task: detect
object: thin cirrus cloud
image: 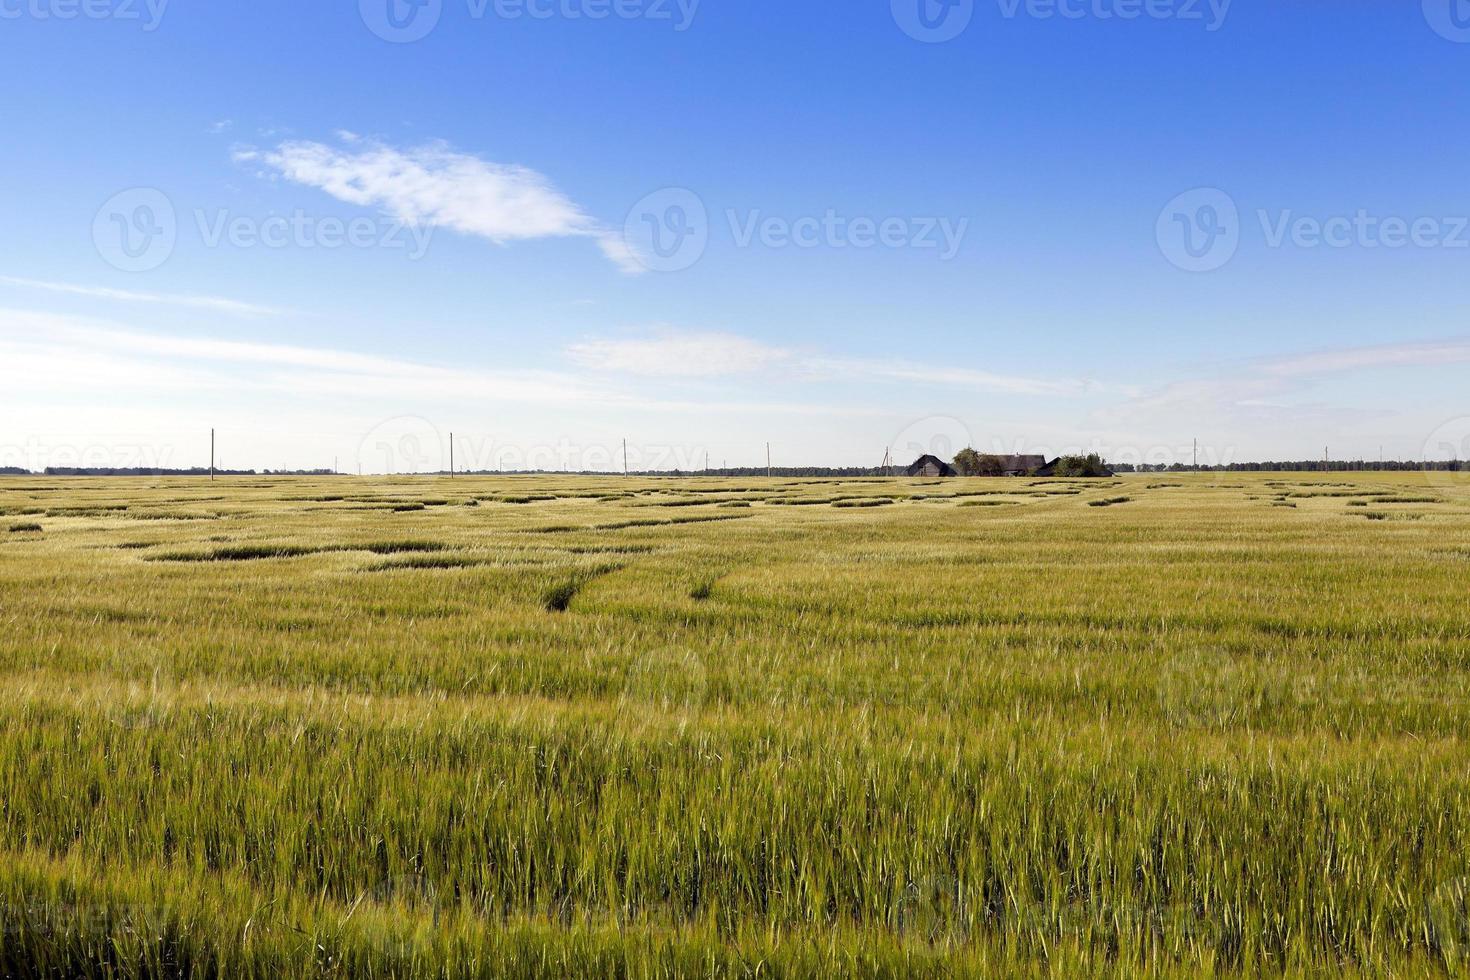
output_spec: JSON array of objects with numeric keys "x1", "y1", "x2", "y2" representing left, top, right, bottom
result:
[
  {"x1": 235, "y1": 138, "x2": 641, "y2": 274},
  {"x1": 567, "y1": 329, "x2": 1107, "y2": 396},
  {"x1": 1102, "y1": 336, "x2": 1470, "y2": 426},
  {"x1": 0, "y1": 309, "x2": 899, "y2": 422},
  {"x1": 0, "y1": 276, "x2": 289, "y2": 318},
  {"x1": 0, "y1": 308, "x2": 608, "y2": 406},
  {"x1": 567, "y1": 331, "x2": 793, "y2": 378}
]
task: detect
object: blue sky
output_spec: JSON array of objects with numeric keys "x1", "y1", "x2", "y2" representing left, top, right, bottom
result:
[{"x1": 3, "y1": 1, "x2": 1470, "y2": 472}]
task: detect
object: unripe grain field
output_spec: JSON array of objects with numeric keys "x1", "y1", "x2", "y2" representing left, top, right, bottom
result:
[{"x1": 1, "y1": 473, "x2": 1468, "y2": 978}]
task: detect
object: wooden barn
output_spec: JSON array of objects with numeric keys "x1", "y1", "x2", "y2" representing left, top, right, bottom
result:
[
  {"x1": 905, "y1": 454, "x2": 958, "y2": 477},
  {"x1": 994, "y1": 455, "x2": 1047, "y2": 477}
]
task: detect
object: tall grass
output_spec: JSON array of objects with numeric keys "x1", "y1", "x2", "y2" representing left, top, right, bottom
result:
[{"x1": 0, "y1": 472, "x2": 1468, "y2": 977}]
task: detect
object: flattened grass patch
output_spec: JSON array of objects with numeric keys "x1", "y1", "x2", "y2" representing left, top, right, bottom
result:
[
  {"x1": 148, "y1": 544, "x2": 320, "y2": 563},
  {"x1": 542, "y1": 563, "x2": 623, "y2": 612},
  {"x1": 1088, "y1": 497, "x2": 1132, "y2": 508}
]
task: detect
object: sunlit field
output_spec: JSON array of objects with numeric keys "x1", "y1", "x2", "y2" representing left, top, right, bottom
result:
[{"x1": 1, "y1": 472, "x2": 1468, "y2": 978}]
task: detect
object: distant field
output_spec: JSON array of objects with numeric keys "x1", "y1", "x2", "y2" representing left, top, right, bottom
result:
[{"x1": 1, "y1": 473, "x2": 1468, "y2": 978}]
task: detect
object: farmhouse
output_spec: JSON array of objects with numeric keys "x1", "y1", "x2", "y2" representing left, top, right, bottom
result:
[
  {"x1": 905, "y1": 453, "x2": 1050, "y2": 477},
  {"x1": 905, "y1": 455, "x2": 958, "y2": 477},
  {"x1": 994, "y1": 455, "x2": 1047, "y2": 477}
]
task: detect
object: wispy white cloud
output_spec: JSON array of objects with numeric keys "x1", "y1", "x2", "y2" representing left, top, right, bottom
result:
[
  {"x1": 0, "y1": 310, "x2": 909, "y2": 427},
  {"x1": 568, "y1": 330, "x2": 792, "y2": 378},
  {"x1": 1259, "y1": 338, "x2": 1470, "y2": 377},
  {"x1": 566, "y1": 329, "x2": 1106, "y2": 396},
  {"x1": 236, "y1": 137, "x2": 640, "y2": 273},
  {"x1": 1102, "y1": 336, "x2": 1470, "y2": 427},
  {"x1": 0, "y1": 308, "x2": 605, "y2": 405},
  {"x1": 0, "y1": 277, "x2": 290, "y2": 318}
]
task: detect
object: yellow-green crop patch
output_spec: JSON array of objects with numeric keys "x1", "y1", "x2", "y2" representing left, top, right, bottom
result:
[{"x1": 1, "y1": 472, "x2": 1469, "y2": 978}]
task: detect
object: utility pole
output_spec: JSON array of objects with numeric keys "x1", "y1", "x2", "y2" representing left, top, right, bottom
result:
[{"x1": 210, "y1": 429, "x2": 215, "y2": 482}]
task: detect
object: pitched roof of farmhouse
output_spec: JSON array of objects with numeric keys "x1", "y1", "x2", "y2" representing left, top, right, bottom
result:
[
  {"x1": 905, "y1": 454, "x2": 958, "y2": 477},
  {"x1": 995, "y1": 455, "x2": 1047, "y2": 473}
]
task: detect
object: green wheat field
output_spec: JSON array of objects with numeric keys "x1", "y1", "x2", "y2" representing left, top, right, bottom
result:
[{"x1": 1, "y1": 472, "x2": 1468, "y2": 978}]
